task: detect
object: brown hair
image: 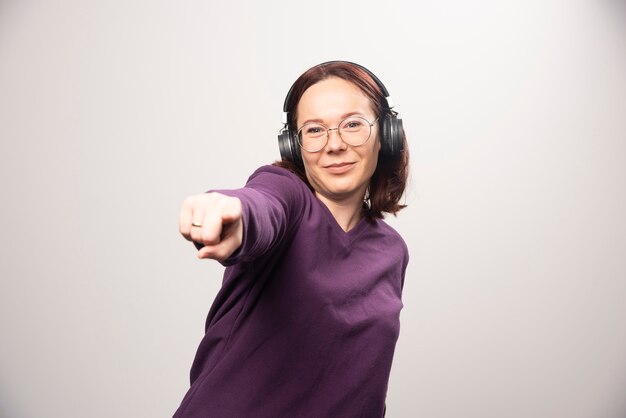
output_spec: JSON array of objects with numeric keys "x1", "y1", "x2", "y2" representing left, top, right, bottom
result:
[{"x1": 273, "y1": 61, "x2": 409, "y2": 221}]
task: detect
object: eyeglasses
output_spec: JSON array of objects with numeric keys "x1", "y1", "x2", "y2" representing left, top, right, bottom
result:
[{"x1": 297, "y1": 116, "x2": 378, "y2": 153}]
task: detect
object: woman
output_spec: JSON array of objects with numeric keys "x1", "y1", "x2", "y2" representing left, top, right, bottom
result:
[{"x1": 174, "y1": 61, "x2": 409, "y2": 418}]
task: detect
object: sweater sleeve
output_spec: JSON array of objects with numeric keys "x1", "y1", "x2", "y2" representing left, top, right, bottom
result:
[{"x1": 212, "y1": 165, "x2": 309, "y2": 266}]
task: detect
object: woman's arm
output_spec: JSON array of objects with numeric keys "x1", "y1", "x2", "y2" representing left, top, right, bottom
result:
[{"x1": 178, "y1": 166, "x2": 308, "y2": 264}]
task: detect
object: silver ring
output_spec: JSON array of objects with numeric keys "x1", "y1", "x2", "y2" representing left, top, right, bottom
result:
[{"x1": 191, "y1": 221, "x2": 202, "y2": 227}]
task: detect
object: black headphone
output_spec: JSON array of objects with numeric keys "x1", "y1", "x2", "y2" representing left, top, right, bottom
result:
[{"x1": 277, "y1": 61, "x2": 404, "y2": 165}]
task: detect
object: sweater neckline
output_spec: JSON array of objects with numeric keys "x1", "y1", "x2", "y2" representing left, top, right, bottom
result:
[{"x1": 315, "y1": 196, "x2": 371, "y2": 245}]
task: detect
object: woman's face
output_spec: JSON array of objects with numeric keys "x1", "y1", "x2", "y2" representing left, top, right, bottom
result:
[{"x1": 296, "y1": 77, "x2": 381, "y2": 205}]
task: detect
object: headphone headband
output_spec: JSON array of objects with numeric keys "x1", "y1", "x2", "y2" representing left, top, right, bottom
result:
[{"x1": 281, "y1": 61, "x2": 395, "y2": 125}]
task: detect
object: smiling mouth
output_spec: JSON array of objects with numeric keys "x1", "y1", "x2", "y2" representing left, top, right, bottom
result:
[
  {"x1": 324, "y1": 162, "x2": 356, "y2": 173},
  {"x1": 326, "y1": 162, "x2": 354, "y2": 168}
]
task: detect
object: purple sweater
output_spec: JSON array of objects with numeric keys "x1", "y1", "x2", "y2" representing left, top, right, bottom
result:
[{"x1": 174, "y1": 166, "x2": 408, "y2": 418}]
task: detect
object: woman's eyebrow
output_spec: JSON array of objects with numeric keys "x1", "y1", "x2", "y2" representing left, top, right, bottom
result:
[{"x1": 300, "y1": 111, "x2": 368, "y2": 126}]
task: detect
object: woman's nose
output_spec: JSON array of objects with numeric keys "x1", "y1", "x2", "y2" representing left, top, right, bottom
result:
[{"x1": 326, "y1": 128, "x2": 347, "y2": 152}]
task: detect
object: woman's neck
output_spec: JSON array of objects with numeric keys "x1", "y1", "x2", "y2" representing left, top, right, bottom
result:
[{"x1": 316, "y1": 192, "x2": 365, "y2": 232}]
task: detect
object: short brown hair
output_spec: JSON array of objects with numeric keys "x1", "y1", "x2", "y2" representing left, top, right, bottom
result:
[{"x1": 274, "y1": 61, "x2": 409, "y2": 221}]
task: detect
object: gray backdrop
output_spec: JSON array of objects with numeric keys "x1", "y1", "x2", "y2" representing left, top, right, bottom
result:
[{"x1": 1, "y1": 1, "x2": 625, "y2": 417}]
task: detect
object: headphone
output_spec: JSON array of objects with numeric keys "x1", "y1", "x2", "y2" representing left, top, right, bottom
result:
[{"x1": 277, "y1": 61, "x2": 404, "y2": 165}]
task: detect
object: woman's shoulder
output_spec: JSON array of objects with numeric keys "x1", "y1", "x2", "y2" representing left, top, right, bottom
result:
[
  {"x1": 245, "y1": 165, "x2": 309, "y2": 190},
  {"x1": 241, "y1": 165, "x2": 314, "y2": 210}
]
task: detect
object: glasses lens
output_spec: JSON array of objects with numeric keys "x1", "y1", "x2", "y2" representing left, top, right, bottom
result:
[
  {"x1": 339, "y1": 116, "x2": 371, "y2": 146},
  {"x1": 298, "y1": 123, "x2": 327, "y2": 152}
]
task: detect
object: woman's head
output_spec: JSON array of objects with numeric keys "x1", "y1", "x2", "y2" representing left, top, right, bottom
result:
[{"x1": 275, "y1": 61, "x2": 409, "y2": 220}]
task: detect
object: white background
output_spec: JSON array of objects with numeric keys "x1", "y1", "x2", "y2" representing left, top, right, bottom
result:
[{"x1": 1, "y1": 1, "x2": 625, "y2": 417}]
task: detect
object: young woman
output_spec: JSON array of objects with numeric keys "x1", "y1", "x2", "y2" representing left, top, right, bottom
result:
[{"x1": 175, "y1": 61, "x2": 409, "y2": 418}]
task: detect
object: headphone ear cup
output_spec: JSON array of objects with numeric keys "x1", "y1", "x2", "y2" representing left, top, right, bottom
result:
[
  {"x1": 389, "y1": 115, "x2": 404, "y2": 156},
  {"x1": 380, "y1": 114, "x2": 404, "y2": 157},
  {"x1": 278, "y1": 129, "x2": 294, "y2": 162},
  {"x1": 278, "y1": 128, "x2": 302, "y2": 164}
]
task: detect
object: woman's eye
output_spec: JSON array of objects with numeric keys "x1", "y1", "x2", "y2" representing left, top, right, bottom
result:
[
  {"x1": 302, "y1": 125, "x2": 326, "y2": 138},
  {"x1": 343, "y1": 120, "x2": 363, "y2": 129}
]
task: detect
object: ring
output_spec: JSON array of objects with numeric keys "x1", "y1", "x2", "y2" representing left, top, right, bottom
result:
[{"x1": 191, "y1": 221, "x2": 203, "y2": 227}]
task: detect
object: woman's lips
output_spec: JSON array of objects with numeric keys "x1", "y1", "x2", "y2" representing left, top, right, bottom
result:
[{"x1": 324, "y1": 162, "x2": 355, "y2": 174}]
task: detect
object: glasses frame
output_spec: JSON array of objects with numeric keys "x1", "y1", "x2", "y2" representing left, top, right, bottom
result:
[{"x1": 296, "y1": 116, "x2": 379, "y2": 153}]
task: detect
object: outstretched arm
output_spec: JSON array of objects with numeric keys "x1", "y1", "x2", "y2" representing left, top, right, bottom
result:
[{"x1": 179, "y1": 166, "x2": 308, "y2": 265}]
